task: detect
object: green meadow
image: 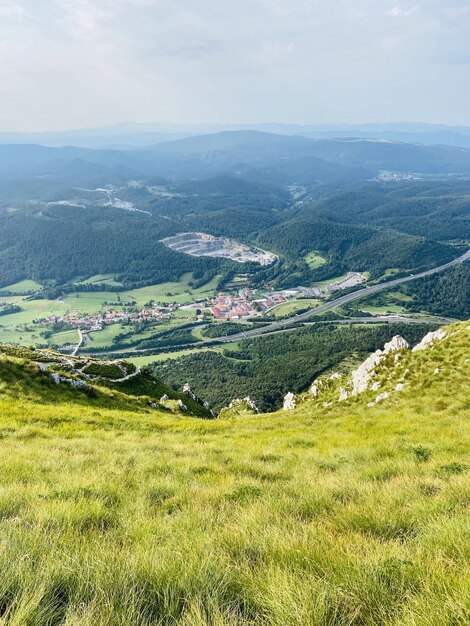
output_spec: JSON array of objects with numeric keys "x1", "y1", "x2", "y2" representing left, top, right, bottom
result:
[{"x1": 0, "y1": 323, "x2": 468, "y2": 624}]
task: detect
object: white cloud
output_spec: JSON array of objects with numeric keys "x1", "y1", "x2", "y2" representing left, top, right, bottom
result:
[
  {"x1": 0, "y1": 3, "x2": 29, "y2": 18},
  {"x1": 0, "y1": 0, "x2": 467, "y2": 130},
  {"x1": 386, "y1": 6, "x2": 419, "y2": 17}
]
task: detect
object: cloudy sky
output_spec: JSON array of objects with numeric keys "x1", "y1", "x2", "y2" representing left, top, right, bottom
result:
[{"x1": 0, "y1": 0, "x2": 469, "y2": 131}]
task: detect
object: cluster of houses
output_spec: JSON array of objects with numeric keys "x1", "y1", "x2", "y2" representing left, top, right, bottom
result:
[
  {"x1": 210, "y1": 291, "x2": 258, "y2": 320},
  {"x1": 209, "y1": 287, "x2": 323, "y2": 320},
  {"x1": 44, "y1": 305, "x2": 174, "y2": 332}
]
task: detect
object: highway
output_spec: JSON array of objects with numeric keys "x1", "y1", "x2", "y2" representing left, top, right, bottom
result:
[
  {"x1": 208, "y1": 249, "x2": 470, "y2": 344},
  {"x1": 83, "y1": 249, "x2": 469, "y2": 359}
]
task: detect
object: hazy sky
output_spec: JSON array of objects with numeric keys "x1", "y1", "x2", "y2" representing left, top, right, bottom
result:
[{"x1": 0, "y1": 0, "x2": 469, "y2": 131}]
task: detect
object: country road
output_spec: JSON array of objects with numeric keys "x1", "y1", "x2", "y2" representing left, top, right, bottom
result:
[
  {"x1": 210, "y1": 248, "x2": 470, "y2": 344},
  {"x1": 83, "y1": 248, "x2": 469, "y2": 359}
]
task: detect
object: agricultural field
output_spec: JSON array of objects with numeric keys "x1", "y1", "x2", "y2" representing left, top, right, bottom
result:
[
  {"x1": 0, "y1": 279, "x2": 43, "y2": 294},
  {"x1": 124, "y1": 273, "x2": 221, "y2": 307}
]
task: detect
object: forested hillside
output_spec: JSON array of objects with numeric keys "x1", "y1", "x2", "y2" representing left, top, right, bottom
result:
[{"x1": 153, "y1": 322, "x2": 438, "y2": 412}]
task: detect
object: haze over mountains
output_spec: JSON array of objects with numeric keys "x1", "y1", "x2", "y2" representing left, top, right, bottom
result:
[
  {"x1": 3, "y1": 121, "x2": 470, "y2": 150},
  {"x1": 3, "y1": 129, "x2": 470, "y2": 187}
]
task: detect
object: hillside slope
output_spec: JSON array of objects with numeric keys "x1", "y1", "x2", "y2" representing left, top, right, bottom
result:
[{"x1": 0, "y1": 324, "x2": 468, "y2": 624}]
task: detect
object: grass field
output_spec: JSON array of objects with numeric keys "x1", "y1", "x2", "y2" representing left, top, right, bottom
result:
[
  {"x1": 75, "y1": 274, "x2": 123, "y2": 287},
  {"x1": 49, "y1": 329, "x2": 79, "y2": 346},
  {"x1": 304, "y1": 251, "x2": 327, "y2": 270},
  {"x1": 125, "y1": 274, "x2": 221, "y2": 308},
  {"x1": 0, "y1": 322, "x2": 468, "y2": 624},
  {"x1": 129, "y1": 346, "x2": 220, "y2": 366},
  {"x1": 0, "y1": 279, "x2": 43, "y2": 294},
  {"x1": 270, "y1": 299, "x2": 321, "y2": 318}
]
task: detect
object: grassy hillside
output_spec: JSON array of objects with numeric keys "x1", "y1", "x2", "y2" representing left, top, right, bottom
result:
[{"x1": 0, "y1": 323, "x2": 468, "y2": 624}]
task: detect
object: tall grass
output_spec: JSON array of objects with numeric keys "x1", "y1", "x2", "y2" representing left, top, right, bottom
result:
[{"x1": 0, "y1": 324, "x2": 468, "y2": 624}]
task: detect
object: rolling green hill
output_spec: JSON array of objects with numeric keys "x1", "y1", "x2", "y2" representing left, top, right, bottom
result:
[{"x1": 0, "y1": 322, "x2": 468, "y2": 624}]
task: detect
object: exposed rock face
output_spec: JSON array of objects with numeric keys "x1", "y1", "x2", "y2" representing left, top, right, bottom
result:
[
  {"x1": 310, "y1": 384, "x2": 319, "y2": 398},
  {"x1": 384, "y1": 336, "x2": 410, "y2": 353},
  {"x1": 50, "y1": 372, "x2": 86, "y2": 388},
  {"x1": 376, "y1": 391, "x2": 391, "y2": 403},
  {"x1": 183, "y1": 383, "x2": 197, "y2": 401},
  {"x1": 283, "y1": 392, "x2": 297, "y2": 410},
  {"x1": 228, "y1": 397, "x2": 259, "y2": 412},
  {"x1": 367, "y1": 391, "x2": 391, "y2": 407},
  {"x1": 395, "y1": 383, "x2": 405, "y2": 392},
  {"x1": 160, "y1": 394, "x2": 169, "y2": 403},
  {"x1": 329, "y1": 372, "x2": 341, "y2": 381},
  {"x1": 219, "y1": 396, "x2": 259, "y2": 419},
  {"x1": 338, "y1": 388, "x2": 349, "y2": 402},
  {"x1": 412, "y1": 329, "x2": 446, "y2": 352},
  {"x1": 177, "y1": 399, "x2": 187, "y2": 412},
  {"x1": 351, "y1": 335, "x2": 409, "y2": 396}
]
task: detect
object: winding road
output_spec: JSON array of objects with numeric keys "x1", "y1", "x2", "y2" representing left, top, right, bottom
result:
[
  {"x1": 84, "y1": 248, "x2": 469, "y2": 359},
  {"x1": 208, "y1": 248, "x2": 470, "y2": 344}
]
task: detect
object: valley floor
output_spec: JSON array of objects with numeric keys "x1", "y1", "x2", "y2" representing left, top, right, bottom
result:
[{"x1": 0, "y1": 326, "x2": 469, "y2": 625}]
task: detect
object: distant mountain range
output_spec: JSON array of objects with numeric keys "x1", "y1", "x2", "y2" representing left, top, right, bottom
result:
[
  {"x1": 2, "y1": 130, "x2": 470, "y2": 186},
  {"x1": 3, "y1": 121, "x2": 470, "y2": 150}
]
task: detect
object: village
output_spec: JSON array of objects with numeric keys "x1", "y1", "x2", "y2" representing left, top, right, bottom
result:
[
  {"x1": 43, "y1": 303, "x2": 175, "y2": 332},
  {"x1": 37, "y1": 273, "x2": 364, "y2": 341},
  {"x1": 208, "y1": 286, "x2": 323, "y2": 319}
]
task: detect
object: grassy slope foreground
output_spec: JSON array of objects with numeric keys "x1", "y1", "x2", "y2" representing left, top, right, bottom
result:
[{"x1": 0, "y1": 324, "x2": 469, "y2": 624}]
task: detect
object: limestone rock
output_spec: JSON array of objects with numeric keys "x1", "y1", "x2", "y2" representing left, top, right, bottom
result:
[
  {"x1": 375, "y1": 391, "x2": 391, "y2": 404},
  {"x1": 395, "y1": 383, "x2": 405, "y2": 392},
  {"x1": 177, "y1": 399, "x2": 187, "y2": 412},
  {"x1": 371, "y1": 382, "x2": 381, "y2": 392},
  {"x1": 183, "y1": 383, "x2": 197, "y2": 401},
  {"x1": 160, "y1": 394, "x2": 169, "y2": 403},
  {"x1": 338, "y1": 388, "x2": 349, "y2": 402},
  {"x1": 283, "y1": 392, "x2": 297, "y2": 410},
  {"x1": 50, "y1": 373, "x2": 61, "y2": 384},
  {"x1": 350, "y1": 335, "x2": 409, "y2": 396},
  {"x1": 412, "y1": 329, "x2": 446, "y2": 352},
  {"x1": 384, "y1": 336, "x2": 409, "y2": 353},
  {"x1": 228, "y1": 397, "x2": 258, "y2": 412}
]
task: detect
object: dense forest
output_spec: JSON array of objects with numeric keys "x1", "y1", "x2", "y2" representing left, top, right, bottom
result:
[
  {"x1": 404, "y1": 265, "x2": 470, "y2": 318},
  {"x1": 153, "y1": 322, "x2": 437, "y2": 412},
  {"x1": 0, "y1": 147, "x2": 468, "y2": 304}
]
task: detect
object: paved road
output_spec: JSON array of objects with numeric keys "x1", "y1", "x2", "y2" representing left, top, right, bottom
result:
[
  {"x1": 71, "y1": 329, "x2": 83, "y2": 356},
  {"x1": 209, "y1": 249, "x2": 470, "y2": 344},
  {"x1": 83, "y1": 249, "x2": 469, "y2": 359}
]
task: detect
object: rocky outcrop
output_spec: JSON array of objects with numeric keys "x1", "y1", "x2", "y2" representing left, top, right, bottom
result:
[
  {"x1": 50, "y1": 372, "x2": 86, "y2": 388},
  {"x1": 219, "y1": 396, "x2": 259, "y2": 419},
  {"x1": 350, "y1": 335, "x2": 409, "y2": 396},
  {"x1": 412, "y1": 329, "x2": 446, "y2": 352},
  {"x1": 283, "y1": 392, "x2": 297, "y2": 411},
  {"x1": 177, "y1": 399, "x2": 187, "y2": 412},
  {"x1": 183, "y1": 383, "x2": 197, "y2": 401}
]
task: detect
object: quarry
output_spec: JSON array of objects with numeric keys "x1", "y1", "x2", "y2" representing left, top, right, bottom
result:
[{"x1": 161, "y1": 232, "x2": 277, "y2": 265}]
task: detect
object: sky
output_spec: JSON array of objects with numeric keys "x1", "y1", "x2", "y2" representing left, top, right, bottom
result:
[{"x1": 0, "y1": 0, "x2": 469, "y2": 131}]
